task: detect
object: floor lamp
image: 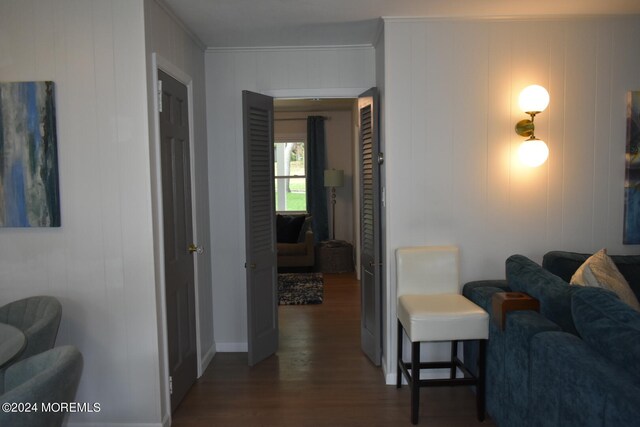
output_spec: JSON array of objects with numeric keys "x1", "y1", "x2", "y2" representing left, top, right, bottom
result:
[{"x1": 324, "y1": 169, "x2": 344, "y2": 241}]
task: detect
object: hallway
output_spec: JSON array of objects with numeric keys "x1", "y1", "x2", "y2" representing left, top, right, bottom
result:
[{"x1": 172, "y1": 273, "x2": 494, "y2": 426}]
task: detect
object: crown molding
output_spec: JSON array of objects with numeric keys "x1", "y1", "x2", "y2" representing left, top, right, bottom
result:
[
  {"x1": 381, "y1": 13, "x2": 640, "y2": 24},
  {"x1": 205, "y1": 44, "x2": 374, "y2": 54}
]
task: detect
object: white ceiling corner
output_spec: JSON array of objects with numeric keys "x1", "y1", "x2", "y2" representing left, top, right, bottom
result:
[{"x1": 161, "y1": 0, "x2": 640, "y2": 49}]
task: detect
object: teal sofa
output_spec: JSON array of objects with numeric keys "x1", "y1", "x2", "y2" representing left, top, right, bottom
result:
[{"x1": 463, "y1": 251, "x2": 640, "y2": 427}]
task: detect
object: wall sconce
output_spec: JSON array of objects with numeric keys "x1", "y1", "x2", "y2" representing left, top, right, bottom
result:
[{"x1": 515, "y1": 85, "x2": 550, "y2": 167}]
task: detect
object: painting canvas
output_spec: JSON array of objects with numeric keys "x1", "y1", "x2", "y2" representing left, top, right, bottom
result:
[
  {"x1": 0, "y1": 81, "x2": 60, "y2": 227},
  {"x1": 624, "y1": 91, "x2": 640, "y2": 243}
]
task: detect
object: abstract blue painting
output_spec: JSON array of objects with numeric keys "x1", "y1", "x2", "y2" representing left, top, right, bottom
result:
[
  {"x1": 624, "y1": 91, "x2": 640, "y2": 243},
  {"x1": 0, "y1": 81, "x2": 60, "y2": 227}
]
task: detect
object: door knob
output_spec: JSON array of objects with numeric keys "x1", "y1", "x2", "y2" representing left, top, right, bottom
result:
[{"x1": 188, "y1": 244, "x2": 203, "y2": 254}]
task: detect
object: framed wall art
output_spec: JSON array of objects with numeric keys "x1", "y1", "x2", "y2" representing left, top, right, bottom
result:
[
  {"x1": 624, "y1": 91, "x2": 640, "y2": 243},
  {"x1": 0, "y1": 81, "x2": 60, "y2": 227}
]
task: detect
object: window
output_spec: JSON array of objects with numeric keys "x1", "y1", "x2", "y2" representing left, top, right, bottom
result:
[{"x1": 274, "y1": 141, "x2": 306, "y2": 212}]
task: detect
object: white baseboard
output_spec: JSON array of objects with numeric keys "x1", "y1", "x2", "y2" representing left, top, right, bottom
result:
[
  {"x1": 215, "y1": 342, "x2": 248, "y2": 352},
  {"x1": 385, "y1": 372, "x2": 397, "y2": 385}
]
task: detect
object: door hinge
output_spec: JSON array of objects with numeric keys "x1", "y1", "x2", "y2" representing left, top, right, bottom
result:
[
  {"x1": 169, "y1": 375, "x2": 173, "y2": 395},
  {"x1": 157, "y1": 79, "x2": 163, "y2": 113}
]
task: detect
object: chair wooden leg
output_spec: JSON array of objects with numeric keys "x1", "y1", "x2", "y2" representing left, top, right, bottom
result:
[
  {"x1": 411, "y1": 341, "x2": 420, "y2": 425},
  {"x1": 476, "y1": 339, "x2": 486, "y2": 422},
  {"x1": 397, "y1": 320, "x2": 403, "y2": 388},
  {"x1": 450, "y1": 340, "x2": 458, "y2": 379}
]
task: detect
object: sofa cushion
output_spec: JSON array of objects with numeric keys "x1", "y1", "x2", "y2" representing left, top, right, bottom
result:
[
  {"x1": 572, "y1": 286, "x2": 640, "y2": 383},
  {"x1": 297, "y1": 215, "x2": 312, "y2": 243},
  {"x1": 506, "y1": 255, "x2": 580, "y2": 334},
  {"x1": 277, "y1": 242, "x2": 307, "y2": 256},
  {"x1": 570, "y1": 249, "x2": 640, "y2": 311},
  {"x1": 543, "y1": 250, "x2": 640, "y2": 301},
  {"x1": 542, "y1": 251, "x2": 589, "y2": 282},
  {"x1": 609, "y1": 255, "x2": 640, "y2": 301},
  {"x1": 276, "y1": 214, "x2": 306, "y2": 243}
]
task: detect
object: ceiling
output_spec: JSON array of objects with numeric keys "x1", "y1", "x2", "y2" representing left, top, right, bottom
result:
[{"x1": 161, "y1": 0, "x2": 640, "y2": 48}]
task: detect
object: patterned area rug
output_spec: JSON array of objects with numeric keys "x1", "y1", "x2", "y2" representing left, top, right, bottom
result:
[{"x1": 278, "y1": 273, "x2": 323, "y2": 305}]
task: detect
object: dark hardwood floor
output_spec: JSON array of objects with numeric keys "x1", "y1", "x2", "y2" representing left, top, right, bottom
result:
[{"x1": 172, "y1": 273, "x2": 496, "y2": 426}]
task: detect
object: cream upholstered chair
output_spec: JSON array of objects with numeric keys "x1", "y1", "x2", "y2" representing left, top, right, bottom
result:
[{"x1": 396, "y1": 246, "x2": 488, "y2": 425}]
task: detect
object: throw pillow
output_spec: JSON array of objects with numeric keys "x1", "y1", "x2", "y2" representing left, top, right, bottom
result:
[
  {"x1": 570, "y1": 248, "x2": 640, "y2": 311},
  {"x1": 276, "y1": 214, "x2": 306, "y2": 243},
  {"x1": 297, "y1": 215, "x2": 313, "y2": 243}
]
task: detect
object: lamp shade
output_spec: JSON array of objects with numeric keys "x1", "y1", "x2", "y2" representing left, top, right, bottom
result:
[
  {"x1": 518, "y1": 137, "x2": 549, "y2": 167},
  {"x1": 518, "y1": 85, "x2": 550, "y2": 113},
  {"x1": 324, "y1": 169, "x2": 344, "y2": 187}
]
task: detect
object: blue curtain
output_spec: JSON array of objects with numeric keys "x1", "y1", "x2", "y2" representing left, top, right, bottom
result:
[{"x1": 307, "y1": 116, "x2": 329, "y2": 242}]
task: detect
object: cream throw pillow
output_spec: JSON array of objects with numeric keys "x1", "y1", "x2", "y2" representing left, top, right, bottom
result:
[{"x1": 570, "y1": 249, "x2": 640, "y2": 311}]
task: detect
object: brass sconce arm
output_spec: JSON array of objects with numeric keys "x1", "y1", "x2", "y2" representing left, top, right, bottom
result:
[{"x1": 515, "y1": 112, "x2": 539, "y2": 138}]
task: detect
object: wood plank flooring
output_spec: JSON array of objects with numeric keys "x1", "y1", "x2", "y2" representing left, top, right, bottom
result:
[{"x1": 171, "y1": 273, "x2": 496, "y2": 426}]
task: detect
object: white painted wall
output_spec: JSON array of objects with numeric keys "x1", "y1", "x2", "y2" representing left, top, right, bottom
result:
[
  {"x1": 0, "y1": 0, "x2": 163, "y2": 425},
  {"x1": 382, "y1": 16, "x2": 640, "y2": 379},
  {"x1": 205, "y1": 46, "x2": 375, "y2": 350},
  {"x1": 144, "y1": 0, "x2": 213, "y2": 423},
  {"x1": 275, "y1": 110, "x2": 355, "y2": 244}
]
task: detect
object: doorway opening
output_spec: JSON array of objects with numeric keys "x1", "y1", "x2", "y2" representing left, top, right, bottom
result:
[
  {"x1": 273, "y1": 98, "x2": 360, "y2": 276},
  {"x1": 273, "y1": 98, "x2": 364, "y2": 362},
  {"x1": 243, "y1": 89, "x2": 382, "y2": 367}
]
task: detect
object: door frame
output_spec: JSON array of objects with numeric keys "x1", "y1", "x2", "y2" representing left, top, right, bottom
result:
[
  {"x1": 150, "y1": 53, "x2": 203, "y2": 420},
  {"x1": 251, "y1": 86, "x2": 374, "y2": 340}
]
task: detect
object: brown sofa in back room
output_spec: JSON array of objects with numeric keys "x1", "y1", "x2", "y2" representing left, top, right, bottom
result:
[{"x1": 276, "y1": 214, "x2": 314, "y2": 268}]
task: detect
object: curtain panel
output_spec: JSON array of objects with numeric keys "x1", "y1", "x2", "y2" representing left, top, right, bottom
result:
[{"x1": 306, "y1": 116, "x2": 329, "y2": 242}]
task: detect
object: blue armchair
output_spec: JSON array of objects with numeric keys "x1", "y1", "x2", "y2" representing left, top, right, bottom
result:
[
  {"x1": 0, "y1": 296, "x2": 62, "y2": 361},
  {"x1": 0, "y1": 345, "x2": 83, "y2": 427}
]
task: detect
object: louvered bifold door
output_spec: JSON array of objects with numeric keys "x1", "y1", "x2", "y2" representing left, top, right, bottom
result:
[
  {"x1": 243, "y1": 90, "x2": 278, "y2": 366},
  {"x1": 359, "y1": 88, "x2": 382, "y2": 366}
]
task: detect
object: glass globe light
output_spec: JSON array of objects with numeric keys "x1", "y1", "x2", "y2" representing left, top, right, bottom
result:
[
  {"x1": 518, "y1": 85, "x2": 550, "y2": 114},
  {"x1": 518, "y1": 137, "x2": 549, "y2": 167}
]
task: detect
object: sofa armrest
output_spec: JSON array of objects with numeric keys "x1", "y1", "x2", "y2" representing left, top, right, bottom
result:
[
  {"x1": 530, "y1": 331, "x2": 640, "y2": 427},
  {"x1": 503, "y1": 311, "x2": 562, "y2": 414},
  {"x1": 463, "y1": 280, "x2": 510, "y2": 312},
  {"x1": 473, "y1": 309, "x2": 561, "y2": 427},
  {"x1": 303, "y1": 230, "x2": 314, "y2": 258}
]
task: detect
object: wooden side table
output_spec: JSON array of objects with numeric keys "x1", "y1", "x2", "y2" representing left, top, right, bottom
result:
[
  {"x1": 316, "y1": 240, "x2": 354, "y2": 273},
  {"x1": 491, "y1": 292, "x2": 540, "y2": 330}
]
